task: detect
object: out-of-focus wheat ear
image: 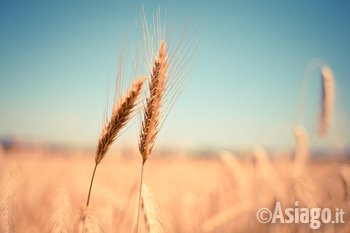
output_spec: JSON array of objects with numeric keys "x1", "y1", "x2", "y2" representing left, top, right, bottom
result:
[
  {"x1": 0, "y1": 144, "x2": 3, "y2": 158},
  {"x1": 139, "y1": 40, "x2": 168, "y2": 164},
  {"x1": 46, "y1": 188, "x2": 72, "y2": 233},
  {"x1": 340, "y1": 166, "x2": 350, "y2": 203},
  {"x1": 293, "y1": 125, "x2": 309, "y2": 178},
  {"x1": 0, "y1": 164, "x2": 19, "y2": 233},
  {"x1": 75, "y1": 206, "x2": 101, "y2": 233},
  {"x1": 253, "y1": 146, "x2": 273, "y2": 180},
  {"x1": 201, "y1": 201, "x2": 253, "y2": 232},
  {"x1": 319, "y1": 66, "x2": 335, "y2": 136},
  {"x1": 96, "y1": 76, "x2": 146, "y2": 165},
  {"x1": 220, "y1": 151, "x2": 251, "y2": 199},
  {"x1": 137, "y1": 184, "x2": 164, "y2": 233},
  {"x1": 253, "y1": 146, "x2": 286, "y2": 201}
]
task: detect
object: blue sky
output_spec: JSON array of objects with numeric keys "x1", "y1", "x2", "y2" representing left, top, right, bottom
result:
[{"x1": 1, "y1": 0, "x2": 349, "y2": 151}]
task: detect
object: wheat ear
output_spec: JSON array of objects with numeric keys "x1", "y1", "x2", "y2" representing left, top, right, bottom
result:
[
  {"x1": 86, "y1": 77, "x2": 145, "y2": 207},
  {"x1": 75, "y1": 206, "x2": 101, "y2": 233},
  {"x1": 139, "y1": 40, "x2": 168, "y2": 164},
  {"x1": 296, "y1": 60, "x2": 335, "y2": 136},
  {"x1": 319, "y1": 66, "x2": 334, "y2": 136},
  {"x1": 220, "y1": 151, "x2": 251, "y2": 200},
  {"x1": 0, "y1": 165, "x2": 19, "y2": 233},
  {"x1": 201, "y1": 201, "x2": 253, "y2": 232},
  {"x1": 293, "y1": 125, "x2": 309, "y2": 177},
  {"x1": 253, "y1": 146, "x2": 273, "y2": 181},
  {"x1": 138, "y1": 184, "x2": 164, "y2": 233},
  {"x1": 96, "y1": 77, "x2": 146, "y2": 164},
  {"x1": 46, "y1": 188, "x2": 72, "y2": 233}
]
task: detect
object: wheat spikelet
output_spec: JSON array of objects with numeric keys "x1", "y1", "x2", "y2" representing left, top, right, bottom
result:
[
  {"x1": 96, "y1": 76, "x2": 146, "y2": 164},
  {"x1": 139, "y1": 184, "x2": 164, "y2": 233},
  {"x1": 293, "y1": 124, "x2": 309, "y2": 177},
  {"x1": 319, "y1": 66, "x2": 334, "y2": 136},
  {"x1": 75, "y1": 206, "x2": 101, "y2": 233},
  {"x1": 0, "y1": 164, "x2": 19, "y2": 233},
  {"x1": 46, "y1": 188, "x2": 72, "y2": 233}
]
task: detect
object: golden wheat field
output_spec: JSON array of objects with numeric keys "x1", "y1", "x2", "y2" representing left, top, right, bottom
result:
[
  {"x1": 1, "y1": 2, "x2": 350, "y2": 233},
  {"x1": 1, "y1": 149, "x2": 350, "y2": 233}
]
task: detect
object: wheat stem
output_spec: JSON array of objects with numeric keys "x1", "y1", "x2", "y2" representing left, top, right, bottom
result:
[
  {"x1": 86, "y1": 163, "x2": 98, "y2": 207},
  {"x1": 135, "y1": 162, "x2": 145, "y2": 233}
]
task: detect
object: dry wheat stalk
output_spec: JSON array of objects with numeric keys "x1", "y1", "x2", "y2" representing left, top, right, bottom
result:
[
  {"x1": 319, "y1": 66, "x2": 334, "y2": 136},
  {"x1": 293, "y1": 124, "x2": 309, "y2": 177},
  {"x1": 46, "y1": 188, "x2": 72, "y2": 233},
  {"x1": 0, "y1": 165, "x2": 19, "y2": 233}
]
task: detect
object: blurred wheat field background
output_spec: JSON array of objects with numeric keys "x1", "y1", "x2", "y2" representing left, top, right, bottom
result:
[
  {"x1": 1, "y1": 1, "x2": 350, "y2": 233},
  {"x1": 1, "y1": 150, "x2": 350, "y2": 232}
]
